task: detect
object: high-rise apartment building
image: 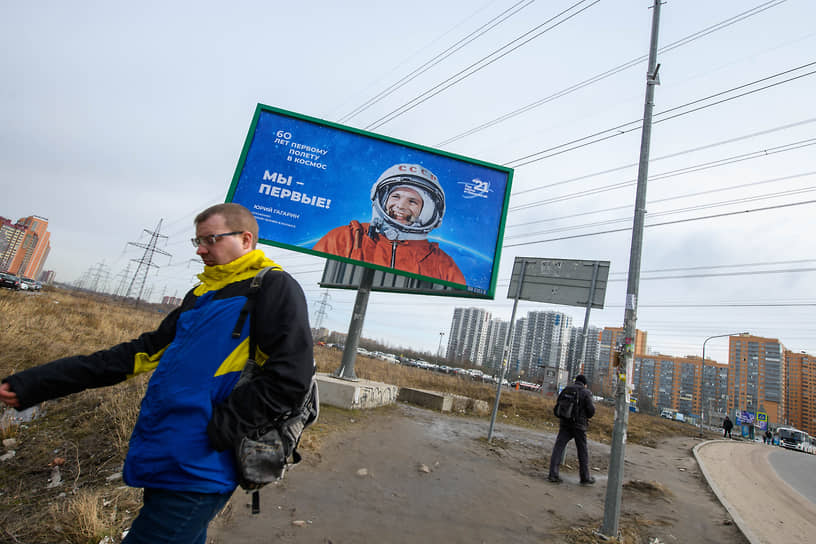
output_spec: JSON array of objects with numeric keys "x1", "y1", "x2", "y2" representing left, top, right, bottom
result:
[
  {"x1": 784, "y1": 350, "x2": 816, "y2": 435},
  {"x1": 482, "y1": 318, "x2": 510, "y2": 374},
  {"x1": 567, "y1": 326, "x2": 602, "y2": 379},
  {"x1": 39, "y1": 270, "x2": 56, "y2": 284},
  {"x1": 632, "y1": 354, "x2": 728, "y2": 419},
  {"x1": 516, "y1": 311, "x2": 572, "y2": 379},
  {"x1": 597, "y1": 327, "x2": 647, "y2": 397},
  {"x1": 446, "y1": 308, "x2": 491, "y2": 366},
  {"x1": 499, "y1": 311, "x2": 572, "y2": 390},
  {"x1": 0, "y1": 215, "x2": 51, "y2": 278},
  {"x1": 728, "y1": 335, "x2": 785, "y2": 424},
  {"x1": 446, "y1": 308, "x2": 572, "y2": 388}
]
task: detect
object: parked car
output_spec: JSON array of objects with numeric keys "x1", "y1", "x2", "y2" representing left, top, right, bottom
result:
[
  {"x1": 0, "y1": 272, "x2": 23, "y2": 290},
  {"x1": 20, "y1": 278, "x2": 42, "y2": 291}
]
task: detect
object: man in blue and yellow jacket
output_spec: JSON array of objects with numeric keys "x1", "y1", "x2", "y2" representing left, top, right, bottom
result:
[{"x1": 0, "y1": 203, "x2": 314, "y2": 543}]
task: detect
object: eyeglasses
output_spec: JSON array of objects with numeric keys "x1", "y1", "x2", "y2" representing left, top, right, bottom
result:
[{"x1": 190, "y1": 231, "x2": 244, "y2": 248}]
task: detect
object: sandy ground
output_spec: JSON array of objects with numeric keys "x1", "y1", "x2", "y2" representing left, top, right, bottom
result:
[
  {"x1": 208, "y1": 403, "x2": 747, "y2": 543},
  {"x1": 695, "y1": 441, "x2": 816, "y2": 544}
]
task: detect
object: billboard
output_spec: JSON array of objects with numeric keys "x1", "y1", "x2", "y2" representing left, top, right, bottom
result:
[
  {"x1": 319, "y1": 260, "x2": 487, "y2": 298},
  {"x1": 506, "y1": 257, "x2": 609, "y2": 308},
  {"x1": 226, "y1": 104, "x2": 513, "y2": 299}
]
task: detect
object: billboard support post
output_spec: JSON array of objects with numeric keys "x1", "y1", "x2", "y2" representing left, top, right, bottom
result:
[
  {"x1": 602, "y1": 0, "x2": 662, "y2": 536},
  {"x1": 487, "y1": 261, "x2": 527, "y2": 443},
  {"x1": 334, "y1": 267, "x2": 375, "y2": 381},
  {"x1": 575, "y1": 261, "x2": 601, "y2": 379}
]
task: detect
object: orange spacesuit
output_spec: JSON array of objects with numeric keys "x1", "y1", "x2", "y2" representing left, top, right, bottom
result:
[{"x1": 314, "y1": 220, "x2": 465, "y2": 285}]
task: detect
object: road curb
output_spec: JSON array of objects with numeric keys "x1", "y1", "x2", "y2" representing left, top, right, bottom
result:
[{"x1": 693, "y1": 440, "x2": 760, "y2": 544}]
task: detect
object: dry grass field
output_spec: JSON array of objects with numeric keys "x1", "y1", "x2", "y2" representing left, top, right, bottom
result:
[{"x1": 0, "y1": 287, "x2": 703, "y2": 543}]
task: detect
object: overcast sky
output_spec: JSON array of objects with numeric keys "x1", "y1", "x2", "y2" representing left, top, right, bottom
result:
[{"x1": 2, "y1": 0, "x2": 814, "y2": 366}]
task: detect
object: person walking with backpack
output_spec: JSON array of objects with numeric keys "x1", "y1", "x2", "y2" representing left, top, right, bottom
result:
[
  {"x1": 547, "y1": 375, "x2": 596, "y2": 485},
  {"x1": 0, "y1": 203, "x2": 314, "y2": 543}
]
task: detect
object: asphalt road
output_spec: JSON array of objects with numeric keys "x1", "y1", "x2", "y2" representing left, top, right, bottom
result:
[
  {"x1": 768, "y1": 447, "x2": 816, "y2": 504},
  {"x1": 696, "y1": 440, "x2": 816, "y2": 544}
]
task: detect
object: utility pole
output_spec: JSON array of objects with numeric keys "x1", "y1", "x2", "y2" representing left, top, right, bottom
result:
[
  {"x1": 113, "y1": 263, "x2": 133, "y2": 297},
  {"x1": 437, "y1": 331, "x2": 446, "y2": 358},
  {"x1": 602, "y1": 0, "x2": 663, "y2": 537},
  {"x1": 125, "y1": 219, "x2": 171, "y2": 304},
  {"x1": 313, "y1": 290, "x2": 332, "y2": 332},
  {"x1": 87, "y1": 261, "x2": 111, "y2": 293}
]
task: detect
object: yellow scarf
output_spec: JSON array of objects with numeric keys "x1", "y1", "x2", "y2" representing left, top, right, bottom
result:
[{"x1": 193, "y1": 249, "x2": 282, "y2": 296}]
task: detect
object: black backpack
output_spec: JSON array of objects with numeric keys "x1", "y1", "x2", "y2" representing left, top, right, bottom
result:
[
  {"x1": 554, "y1": 386, "x2": 580, "y2": 422},
  {"x1": 230, "y1": 267, "x2": 319, "y2": 513}
]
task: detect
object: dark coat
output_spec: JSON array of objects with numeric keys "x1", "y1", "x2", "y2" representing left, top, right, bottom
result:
[
  {"x1": 553, "y1": 382, "x2": 595, "y2": 431},
  {"x1": 723, "y1": 417, "x2": 734, "y2": 431}
]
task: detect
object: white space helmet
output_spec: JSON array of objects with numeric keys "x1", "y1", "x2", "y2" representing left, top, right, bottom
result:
[{"x1": 369, "y1": 164, "x2": 445, "y2": 241}]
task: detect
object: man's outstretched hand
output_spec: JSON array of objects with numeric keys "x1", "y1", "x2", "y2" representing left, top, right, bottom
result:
[{"x1": 0, "y1": 382, "x2": 20, "y2": 408}]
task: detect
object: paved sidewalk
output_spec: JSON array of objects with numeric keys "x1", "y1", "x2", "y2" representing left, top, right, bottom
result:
[{"x1": 694, "y1": 440, "x2": 816, "y2": 544}]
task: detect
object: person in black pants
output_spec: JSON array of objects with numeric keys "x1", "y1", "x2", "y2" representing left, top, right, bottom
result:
[
  {"x1": 547, "y1": 375, "x2": 596, "y2": 485},
  {"x1": 722, "y1": 415, "x2": 734, "y2": 438}
]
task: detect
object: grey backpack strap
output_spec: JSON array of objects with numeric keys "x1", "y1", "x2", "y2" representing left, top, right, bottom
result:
[
  {"x1": 231, "y1": 266, "x2": 275, "y2": 339},
  {"x1": 232, "y1": 267, "x2": 277, "y2": 392}
]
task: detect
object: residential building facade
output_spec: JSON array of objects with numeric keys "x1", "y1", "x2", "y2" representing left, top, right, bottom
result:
[
  {"x1": 784, "y1": 350, "x2": 816, "y2": 435},
  {"x1": 596, "y1": 327, "x2": 647, "y2": 398},
  {"x1": 567, "y1": 326, "x2": 602, "y2": 380},
  {"x1": 0, "y1": 215, "x2": 51, "y2": 278},
  {"x1": 632, "y1": 354, "x2": 728, "y2": 419},
  {"x1": 728, "y1": 334, "x2": 785, "y2": 425},
  {"x1": 446, "y1": 308, "x2": 491, "y2": 366}
]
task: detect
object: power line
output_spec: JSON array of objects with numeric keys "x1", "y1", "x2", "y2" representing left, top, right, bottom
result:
[
  {"x1": 339, "y1": 0, "x2": 535, "y2": 123},
  {"x1": 505, "y1": 183, "x2": 816, "y2": 239},
  {"x1": 510, "y1": 117, "x2": 816, "y2": 199},
  {"x1": 608, "y1": 267, "x2": 816, "y2": 282},
  {"x1": 502, "y1": 198, "x2": 816, "y2": 247},
  {"x1": 436, "y1": 0, "x2": 789, "y2": 147},
  {"x1": 507, "y1": 169, "x2": 816, "y2": 229},
  {"x1": 510, "y1": 137, "x2": 816, "y2": 211},
  {"x1": 364, "y1": 0, "x2": 600, "y2": 131},
  {"x1": 608, "y1": 258, "x2": 816, "y2": 276},
  {"x1": 607, "y1": 302, "x2": 816, "y2": 308},
  {"x1": 503, "y1": 61, "x2": 816, "y2": 168}
]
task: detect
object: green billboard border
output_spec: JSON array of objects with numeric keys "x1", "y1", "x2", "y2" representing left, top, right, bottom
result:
[{"x1": 225, "y1": 102, "x2": 514, "y2": 300}]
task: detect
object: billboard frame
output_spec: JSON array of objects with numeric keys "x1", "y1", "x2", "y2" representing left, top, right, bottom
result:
[{"x1": 225, "y1": 103, "x2": 514, "y2": 300}]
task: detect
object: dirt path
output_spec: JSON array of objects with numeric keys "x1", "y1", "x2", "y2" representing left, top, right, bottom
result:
[
  {"x1": 696, "y1": 441, "x2": 816, "y2": 543},
  {"x1": 209, "y1": 404, "x2": 745, "y2": 543}
]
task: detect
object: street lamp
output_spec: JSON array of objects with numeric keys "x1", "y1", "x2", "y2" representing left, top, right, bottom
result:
[{"x1": 700, "y1": 332, "x2": 749, "y2": 434}]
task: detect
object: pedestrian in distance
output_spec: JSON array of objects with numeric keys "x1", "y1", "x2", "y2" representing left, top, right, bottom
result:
[
  {"x1": 547, "y1": 374, "x2": 596, "y2": 485},
  {"x1": 722, "y1": 415, "x2": 734, "y2": 439},
  {"x1": 0, "y1": 203, "x2": 314, "y2": 544}
]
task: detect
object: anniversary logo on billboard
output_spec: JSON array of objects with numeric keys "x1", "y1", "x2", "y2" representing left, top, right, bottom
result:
[{"x1": 227, "y1": 104, "x2": 513, "y2": 299}]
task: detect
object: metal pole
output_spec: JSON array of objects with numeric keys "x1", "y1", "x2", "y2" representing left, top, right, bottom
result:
[
  {"x1": 699, "y1": 332, "x2": 748, "y2": 434},
  {"x1": 335, "y1": 266, "x2": 375, "y2": 381},
  {"x1": 602, "y1": 1, "x2": 662, "y2": 537},
  {"x1": 487, "y1": 261, "x2": 527, "y2": 442},
  {"x1": 576, "y1": 261, "x2": 600, "y2": 377}
]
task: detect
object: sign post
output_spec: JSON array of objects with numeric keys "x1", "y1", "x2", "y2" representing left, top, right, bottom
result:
[{"x1": 487, "y1": 257, "x2": 609, "y2": 441}]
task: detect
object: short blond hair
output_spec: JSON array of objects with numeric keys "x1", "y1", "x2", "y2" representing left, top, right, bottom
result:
[{"x1": 195, "y1": 203, "x2": 259, "y2": 248}]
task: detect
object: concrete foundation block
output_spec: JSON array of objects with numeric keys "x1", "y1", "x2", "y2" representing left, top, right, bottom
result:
[
  {"x1": 398, "y1": 388, "x2": 490, "y2": 415},
  {"x1": 315, "y1": 374, "x2": 398, "y2": 410},
  {"x1": 397, "y1": 388, "x2": 453, "y2": 412}
]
